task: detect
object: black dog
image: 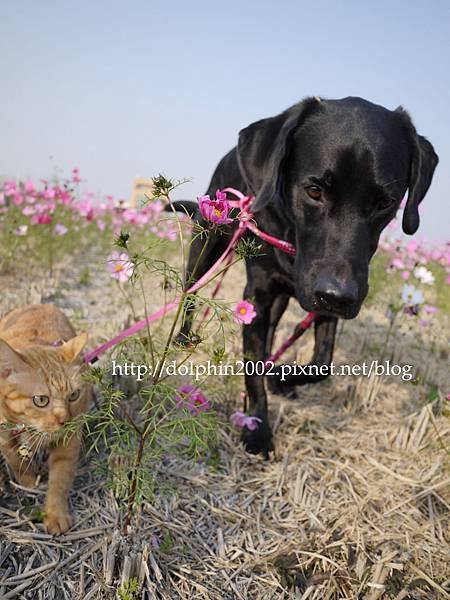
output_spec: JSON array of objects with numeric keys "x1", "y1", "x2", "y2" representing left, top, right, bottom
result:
[{"x1": 172, "y1": 96, "x2": 438, "y2": 458}]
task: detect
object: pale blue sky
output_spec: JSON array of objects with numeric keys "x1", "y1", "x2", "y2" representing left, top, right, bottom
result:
[{"x1": 1, "y1": 0, "x2": 449, "y2": 240}]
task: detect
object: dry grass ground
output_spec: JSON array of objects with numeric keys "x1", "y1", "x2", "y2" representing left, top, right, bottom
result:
[{"x1": 0, "y1": 248, "x2": 449, "y2": 599}]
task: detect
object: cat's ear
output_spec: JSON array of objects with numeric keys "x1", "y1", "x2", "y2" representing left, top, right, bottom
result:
[
  {"x1": 0, "y1": 339, "x2": 34, "y2": 385},
  {"x1": 60, "y1": 332, "x2": 88, "y2": 363}
]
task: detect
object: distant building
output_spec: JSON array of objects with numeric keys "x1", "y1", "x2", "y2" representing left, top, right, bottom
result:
[{"x1": 129, "y1": 178, "x2": 154, "y2": 208}]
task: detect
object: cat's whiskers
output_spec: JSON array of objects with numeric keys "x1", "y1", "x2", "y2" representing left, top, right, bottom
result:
[
  {"x1": 20, "y1": 428, "x2": 44, "y2": 463},
  {"x1": 18, "y1": 426, "x2": 50, "y2": 467}
]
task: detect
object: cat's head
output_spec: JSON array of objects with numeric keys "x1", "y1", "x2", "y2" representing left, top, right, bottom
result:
[{"x1": 0, "y1": 333, "x2": 90, "y2": 433}]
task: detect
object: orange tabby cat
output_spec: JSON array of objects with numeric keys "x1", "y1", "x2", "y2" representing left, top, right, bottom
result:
[{"x1": 0, "y1": 304, "x2": 91, "y2": 535}]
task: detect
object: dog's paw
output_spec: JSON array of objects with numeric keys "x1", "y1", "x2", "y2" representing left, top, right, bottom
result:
[
  {"x1": 267, "y1": 375, "x2": 298, "y2": 399},
  {"x1": 241, "y1": 422, "x2": 274, "y2": 459},
  {"x1": 44, "y1": 509, "x2": 73, "y2": 535}
]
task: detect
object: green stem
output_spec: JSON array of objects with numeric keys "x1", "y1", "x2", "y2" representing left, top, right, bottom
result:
[
  {"x1": 380, "y1": 312, "x2": 397, "y2": 359},
  {"x1": 117, "y1": 281, "x2": 139, "y2": 324},
  {"x1": 139, "y1": 277, "x2": 155, "y2": 366},
  {"x1": 122, "y1": 204, "x2": 242, "y2": 532},
  {"x1": 122, "y1": 192, "x2": 193, "y2": 532}
]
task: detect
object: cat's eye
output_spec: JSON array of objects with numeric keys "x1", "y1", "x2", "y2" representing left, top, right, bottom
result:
[
  {"x1": 68, "y1": 389, "x2": 80, "y2": 402},
  {"x1": 33, "y1": 395, "x2": 49, "y2": 408},
  {"x1": 305, "y1": 185, "x2": 322, "y2": 201}
]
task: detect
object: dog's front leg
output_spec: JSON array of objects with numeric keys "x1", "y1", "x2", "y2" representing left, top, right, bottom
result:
[
  {"x1": 241, "y1": 288, "x2": 275, "y2": 459},
  {"x1": 269, "y1": 315, "x2": 338, "y2": 395},
  {"x1": 175, "y1": 228, "x2": 230, "y2": 345}
]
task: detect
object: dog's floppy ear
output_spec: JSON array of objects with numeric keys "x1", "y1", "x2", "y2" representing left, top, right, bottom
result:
[
  {"x1": 402, "y1": 134, "x2": 438, "y2": 235},
  {"x1": 395, "y1": 107, "x2": 439, "y2": 235},
  {"x1": 237, "y1": 97, "x2": 322, "y2": 213}
]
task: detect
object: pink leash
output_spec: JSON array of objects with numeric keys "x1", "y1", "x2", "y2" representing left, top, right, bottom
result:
[{"x1": 84, "y1": 189, "x2": 316, "y2": 365}]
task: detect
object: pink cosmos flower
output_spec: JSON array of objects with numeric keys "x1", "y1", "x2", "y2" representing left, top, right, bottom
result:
[
  {"x1": 44, "y1": 200, "x2": 56, "y2": 213},
  {"x1": 423, "y1": 304, "x2": 438, "y2": 315},
  {"x1": 234, "y1": 300, "x2": 256, "y2": 325},
  {"x1": 12, "y1": 192, "x2": 24, "y2": 205},
  {"x1": 401, "y1": 270, "x2": 410, "y2": 280},
  {"x1": 72, "y1": 168, "x2": 81, "y2": 184},
  {"x1": 3, "y1": 180, "x2": 16, "y2": 195},
  {"x1": 391, "y1": 258, "x2": 404, "y2": 270},
  {"x1": 406, "y1": 239, "x2": 419, "y2": 256},
  {"x1": 149, "y1": 200, "x2": 164, "y2": 217},
  {"x1": 431, "y1": 249, "x2": 442, "y2": 261},
  {"x1": 59, "y1": 190, "x2": 72, "y2": 205},
  {"x1": 122, "y1": 209, "x2": 139, "y2": 225},
  {"x1": 54, "y1": 223, "x2": 68, "y2": 236},
  {"x1": 112, "y1": 217, "x2": 123, "y2": 235},
  {"x1": 107, "y1": 250, "x2": 134, "y2": 282},
  {"x1": 42, "y1": 188, "x2": 56, "y2": 200},
  {"x1": 31, "y1": 213, "x2": 52, "y2": 225},
  {"x1": 230, "y1": 411, "x2": 262, "y2": 431},
  {"x1": 77, "y1": 200, "x2": 95, "y2": 221},
  {"x1": 175, "y1": 384, "x2": 211, "y2": 415},
  {"x1": 215, "y1": 190, "x2": 228, "y2": 203},
  {"x1": 198, "y1": 190, "x2": 233, "y2": 225},
  {"x1": 24, "y1": 180, "x2": 35, "y2": 194},
  {"x1": 123, "y1": 208, "x2": 151, "y2": 226}
]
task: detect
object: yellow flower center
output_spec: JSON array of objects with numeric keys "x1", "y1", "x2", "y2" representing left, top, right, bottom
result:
[
  {"x1": 114, "y1": 264, "x2": 124, "y2": 272},
  {"x1": 239, "y1": 307, "x2": 247, "y2": 315},
  {"x1": 214, "y1": 208, "x2": 223, "y2": 217}
]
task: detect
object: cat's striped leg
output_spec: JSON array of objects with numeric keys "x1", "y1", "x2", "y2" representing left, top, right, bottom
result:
[
  {"x1": 44, "y1": 435, "x2": 81, "y2": 535},
  {"x1": 0, "y1": 435, "x2": 36, "y2": 488}
]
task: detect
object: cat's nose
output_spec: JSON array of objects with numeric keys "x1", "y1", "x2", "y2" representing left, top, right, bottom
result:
[{"x1": 54, "y1": 410, "x2": 68, "y2": 426}]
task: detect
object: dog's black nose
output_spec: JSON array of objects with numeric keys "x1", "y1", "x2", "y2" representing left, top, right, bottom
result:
[{"x1": 313, "y1": 277, "x2": 358, "y2": 313}]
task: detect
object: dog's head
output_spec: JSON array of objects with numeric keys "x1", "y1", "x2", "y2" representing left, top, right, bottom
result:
[{"x1": 237, "y1": 97, "x2": 438, "y2": 318}]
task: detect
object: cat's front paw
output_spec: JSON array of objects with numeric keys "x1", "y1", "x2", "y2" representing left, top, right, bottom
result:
[
  {"x1": 16, "y1": 471, "x2": 37, "y2": 488},
  {"x1": 44, "y1": 509, "x2": 73, "y2": 535}
]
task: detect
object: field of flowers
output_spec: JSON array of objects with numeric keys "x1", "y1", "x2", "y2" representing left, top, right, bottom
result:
[
  {"x1": 0, "y1": 171, "x2": 449, "y2": 599},
  {"x1": 0, "y1": 170, "x2": 177, "y2": 276},
  {"x1": 1, "y1": 171, "x2": 448, "y2": 319}
]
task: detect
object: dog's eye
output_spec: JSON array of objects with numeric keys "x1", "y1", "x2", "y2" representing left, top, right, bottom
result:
[
  {"x1": 33, "y1": 395, "x2": 50, "y2": 408},
  {"x1": 305, "y1": 186, "x2": 322, "y2": 201},
  {"x1": 378, "y1": 196, "x2": 396, "y2": 211},
  {"x1": 68, "y1": 389, "x2": 80, "y2": 402}
]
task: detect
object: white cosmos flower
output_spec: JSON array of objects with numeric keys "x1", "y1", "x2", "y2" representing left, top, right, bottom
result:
[
  {"x1": 414, "y1": 266, "x2": 435, "y2": 285},
  {"x1": 402, "y1": 284, "x2": 424, "y2": 306}
]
